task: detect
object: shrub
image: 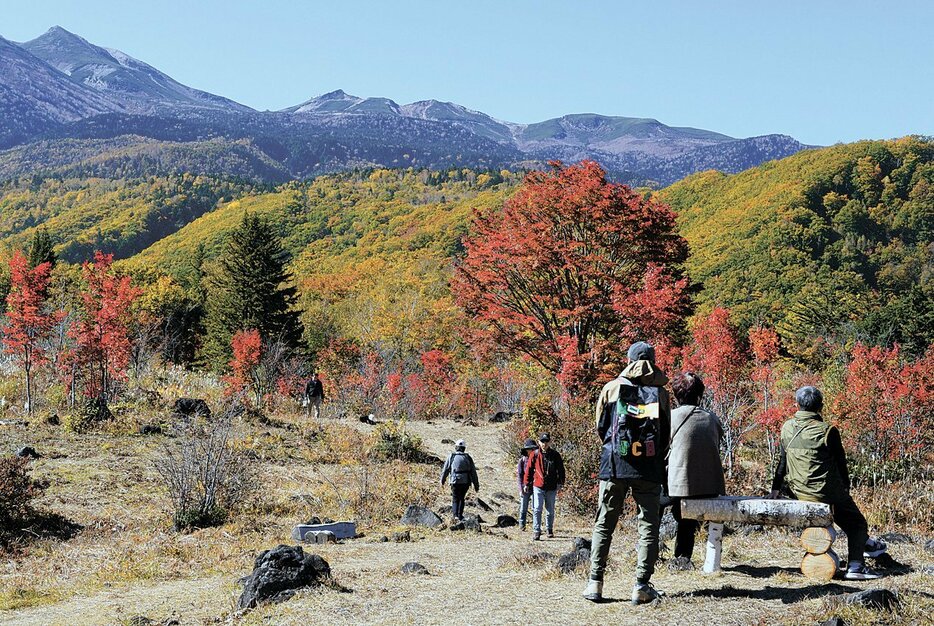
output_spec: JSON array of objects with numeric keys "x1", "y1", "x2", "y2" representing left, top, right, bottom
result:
[
  {"x1": 370, "y1": 420, "x2": 424, "y2": 462},
  {"x1": 64, "y1": 396, "x2": 113, "y2": 433},
  {"x1": 154, "y1": 416, "x2": 256, "y2": 531},
  {"x1": 0, "y1": 457, "x2": 38, "y2": 529}
]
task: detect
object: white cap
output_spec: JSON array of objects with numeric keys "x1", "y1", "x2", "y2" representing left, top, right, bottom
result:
[{"x1": 455, "y1": 439, "x2": 466, "y2": 449}]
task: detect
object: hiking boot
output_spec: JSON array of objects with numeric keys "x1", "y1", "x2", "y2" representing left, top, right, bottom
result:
[
  {"x1": 547, "y1": 531, "x2": 555, "y2": 539},
  {"x1": 844, "y1": 563, "x2": 884, "y2": 580},
  {"x1": 667, "y1": 556, "x2": 695, "y2": 572},
  {"x1": 632, "y1": 582, "x2": 663, "y2": 605},
  {"x1": 582, "y1": 579, "x2": 603, "y2": 602},
  {"x1": 532, "y1": 532, "x2": 541, "y2": 541},
  {"x1": 864, "y1": 538, "x2": 888, "y2": 558}
]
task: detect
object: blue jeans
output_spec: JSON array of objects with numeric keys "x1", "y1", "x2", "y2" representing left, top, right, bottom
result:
[
  {"x1": 532, "y1": 487, "x2": 557, "y2": 534},
  {"x1": 519, "y1": 489, "x2": 532, "y2": 527}
]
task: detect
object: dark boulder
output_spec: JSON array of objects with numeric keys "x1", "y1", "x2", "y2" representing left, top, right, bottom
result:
[
  {"x1": 879, "y1": 532, "x2": 912, "y2": 544},
  {"x1": 391, "y1": 530, "x2": 411, "y2": 542},
  {"x1": 489, "y1": 411, "x2": 516, "y2": 423},
  {"x1": 842, "y1": 588, "x2": 899, "y2": 611},
  {"x1": 492, "y1": 491, "x2": 516, "y2": 503},
  {"x1": 15, "y1": 446, "x2": 40, "y2": 459},
  {"x1": 571, "y1": 537, "x2": 592, "y2": 552},
  {"x1": 495, "y1": 514, "x2": 518, "y2": 528},
  {"x1": 401, "y1": 505, "x2": 443, "y2": 528},
  {"x1": 556, "y1": 548, "x2": 591, "y2": 574},
  {"x1": 667, "y1": 556, "x2": 695, "y2": 571},
  {"x1": 401, "y1": 562, "x2": 429, "y2": 575},
  {"x1": 659, "y1": 510, "x2": 677, "y2": 541},
  {"x1": 238, "y1": 545, "x2": 330, "y2": 609},
  {"x1": 441, "y1": 438, "x2": 454, "y2": 444},
  {"x1": 470, "y1": 497, "x2": 493, "y2": 512},
  {"x1": 138, "y1": 424, "x2": 162, "y2": 435},
  {"x1": 451, "y1": 514, "x2": 482, "y2": 532},
  {"x1": 172, "y1": 398, "x2": 211, "y2": 419},
  {"x1": 358, "y1": 414, "x2": 377, "y2": 425},
  {"x1": 925, "y1": 539, "x2": 934, "y2": 554}
]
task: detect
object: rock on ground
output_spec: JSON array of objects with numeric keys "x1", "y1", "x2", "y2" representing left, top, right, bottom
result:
[
  {"x1": 401, "y1": 504, "x2": 443, "y2": 528},
  {"x1": 879, "y1": 532, "x2": 913, "y2": 544},
  {"x1": 571, "y1": 537, "x2": 592, "y2": 552},
  {"x1": 495, "y1": 514, "x2": 518, "y2": 528},
  {"x1": 237, "y1": 545, "x2": 331, "y2": 610},
  {"x1": 838, "y1": 588, "x2": 899, "y2": 612},
  {"x1": 401, "y1": 562, "x2": 429, "y2": 575},
  {"x1": 15, "y1": 446, "x2": 40, "y2": 459},
  {"x1": 556, "y1": 548, "x2": 591, "y2": 574}
]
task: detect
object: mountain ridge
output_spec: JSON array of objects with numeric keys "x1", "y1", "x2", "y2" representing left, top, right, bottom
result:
[{"x1": 0, "y1": 26, "x2": 814, "y2": 186}]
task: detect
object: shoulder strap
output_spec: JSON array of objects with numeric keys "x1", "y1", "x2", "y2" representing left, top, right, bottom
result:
[{"x1": 665, "y1": 406, "x2": 698, "y2": 460}]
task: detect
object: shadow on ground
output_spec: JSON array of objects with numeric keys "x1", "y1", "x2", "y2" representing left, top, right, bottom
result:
[{"x1": 672, "y1": 583, "x2": 862, "y2": 603}]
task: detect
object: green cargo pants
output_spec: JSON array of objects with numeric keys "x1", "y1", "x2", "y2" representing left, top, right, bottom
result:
[{"x1": 589, "y1": 477, "x2": 661, "y2": 584}]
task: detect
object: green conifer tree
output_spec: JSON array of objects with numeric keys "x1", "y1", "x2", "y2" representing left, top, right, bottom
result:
[
  {"x1": 202, "y1": 213, "x2": 303, "y2": 369},
  {"x1": 28, "y1": 229, "x2": 56, "y2": 269}
]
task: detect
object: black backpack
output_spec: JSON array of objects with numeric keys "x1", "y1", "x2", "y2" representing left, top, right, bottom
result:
[{"x1": 611, "y1": 383, "x2": 661, "y2": 459}]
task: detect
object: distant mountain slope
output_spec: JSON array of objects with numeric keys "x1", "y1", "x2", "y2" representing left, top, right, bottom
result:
[
  {"x1": 661, "y1": 136, "x2": 934, "y2": 353},
  {"x1": 0, "y1": 26, "x2": 812, "y2": 185},
  {"x1": 20, "y1": 26, "x2": 251, "y2": 114}
]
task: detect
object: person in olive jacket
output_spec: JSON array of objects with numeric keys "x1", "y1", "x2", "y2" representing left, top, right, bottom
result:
[
  {"x1": 768, "y1": 386, "x2": 887, "y2": 580},
  {"x1": 584, "y1": 341, "x2": 670, "y2": 605},
  {"x1": 661, "y1": 371, "x2": 725, "y2": 565}
]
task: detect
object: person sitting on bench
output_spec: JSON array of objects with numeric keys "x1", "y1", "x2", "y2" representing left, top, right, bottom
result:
[{"x1": 768, "y1": 386, "x2": 887, "y2": 580}]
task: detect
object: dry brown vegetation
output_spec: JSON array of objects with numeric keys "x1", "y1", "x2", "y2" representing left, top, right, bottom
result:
[{"x1": 0, "y1": 397, "x2": 932, "y2": 625}]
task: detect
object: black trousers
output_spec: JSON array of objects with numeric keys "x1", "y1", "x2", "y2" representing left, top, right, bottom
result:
[
  {"x1": 451, "y1": 483, "x2": 470, "y2": 520},
  {"x1": 660, "y1": 493, "x2": 718, "y2": 559},
  {"x1": 832, "y1": 494, "x2": 869, "y2": 566}
]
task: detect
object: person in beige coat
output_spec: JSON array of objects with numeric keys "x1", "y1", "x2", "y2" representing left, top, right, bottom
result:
[{"x1": 661, "y1": 371, "x2": 726, "y2": 565}]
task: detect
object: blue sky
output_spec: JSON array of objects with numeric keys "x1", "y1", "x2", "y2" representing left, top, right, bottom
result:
[{"x1": 4, "y1": 0, "x2": 932, "y2": 145}]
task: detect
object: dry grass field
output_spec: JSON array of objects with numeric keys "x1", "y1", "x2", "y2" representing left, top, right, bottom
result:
[{"x1": 1, "y1": 409, "x2": 932, "y2": 626}]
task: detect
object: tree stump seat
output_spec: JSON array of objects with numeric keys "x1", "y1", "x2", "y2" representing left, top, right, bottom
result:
[{"x1": 679, "y1": 496, "x2": 838, "y2": 581}]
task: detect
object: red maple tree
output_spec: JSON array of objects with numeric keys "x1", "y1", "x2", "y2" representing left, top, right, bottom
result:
[
  {"x1": 833, "y1": 343, "x2": 934, "y2": 483},
  {"x1": 747, "y1": 325, "x2": 790, "y2": 462},
  {"x1": 225, "y1": 329, "x2": 263, "y2": 405},
  {"x1": 3, "y1": 251, "x2": 57, "y2": 414},
  {"x1": 452, "y1": 160, "x2": 691, "y2": 394},
  {"x1": 682, "y1": 307, "x2": 750, "y2": 475},
  {"x1": 67, "y1": 252, "x2": 141, "y2": 401}
]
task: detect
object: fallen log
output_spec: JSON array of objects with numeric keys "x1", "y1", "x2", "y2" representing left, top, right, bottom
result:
[
  {"x1": 801, "y1": 525, "x2": 838, "y2": 554},
  {"x1": 680, "y1": 496, "x2": 833, "y2": 527}
]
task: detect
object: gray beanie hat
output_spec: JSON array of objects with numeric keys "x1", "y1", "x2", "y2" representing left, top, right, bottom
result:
[{"x1": 627, "y1": 341, "x2": 656, "y2": 362}]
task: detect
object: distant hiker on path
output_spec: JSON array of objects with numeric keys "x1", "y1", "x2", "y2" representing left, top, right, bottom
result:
[
  {"x1": 768, "y1": 386, "x2": 887, "y2": 580},
  {"x1": 524, "y1": 432, "x2": 565, "y2": 541},
  {"x1": 304, "y1": 372, "x2": 325, "y2": 419},
  {"x1": 440, "y1": 439, "x2": 480, "y2": 523},
  {"x1": 517, "y1": 438, "x2": 538, "y2": 531},
  {"x1": 660, "y1": 371, "x2": 726, "y2": 567},
  {"x1": 584, "y1": 341, "x2": 671, "y2": 605}
]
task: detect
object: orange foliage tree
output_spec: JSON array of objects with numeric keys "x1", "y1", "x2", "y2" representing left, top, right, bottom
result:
[
  {"x1": 453, "y1": 160, "x2": 691, "y2": 395},
  {"x1": 3, "y1": 252, "x2": 57, "y2": 414}
]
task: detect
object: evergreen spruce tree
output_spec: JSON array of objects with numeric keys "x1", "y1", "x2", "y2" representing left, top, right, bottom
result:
[
  {"x1": 28, "y1": 229, "x2": 56, "y2": 269},
  {"x1": 203, "y1": 213, "x2": 303, "y2": 369}
]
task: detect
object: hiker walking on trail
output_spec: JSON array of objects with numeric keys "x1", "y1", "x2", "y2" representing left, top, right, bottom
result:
[
  {"x1": 768, "y1": 386, "x2": 887, "y2": 580},
  {"x1": 584, "y1": 341, "x2": 671, "y2": 605},
  {"x1": 517, "y1": 439, "x2": 538, "y2": 531},
  {"x1": 660, "y1": 371, "x2": 726, "y2": 567},
  {"x1": 523, "y1": 432, "x2": 565, "y2": 540},
  {"x1": 440, "y1": 439, "x2": 480, "y2": 522},
  {"x1": 304, "y1": 372, "x2": 325, "y2": 419}
]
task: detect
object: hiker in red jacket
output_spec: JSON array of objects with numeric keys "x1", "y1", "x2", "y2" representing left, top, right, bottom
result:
[{"x1": 523, "y1": 432, "x2": 566, "y2": 540}]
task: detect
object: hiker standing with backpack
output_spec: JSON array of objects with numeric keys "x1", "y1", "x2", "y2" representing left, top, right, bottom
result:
[
  {"x1": 583, "y1": 341, "x2": 671, "y2": 605},
  {"x1": 523, "y1": 432, "x2": 566, "y2": 540},
  {"x1": 440, "y1": 439, "x2": 480, "y2": 523}
]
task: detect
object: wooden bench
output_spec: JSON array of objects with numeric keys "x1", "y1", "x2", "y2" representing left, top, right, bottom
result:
[{"x1": 679, "y1": 496, "x2": 838, "y2": 581}]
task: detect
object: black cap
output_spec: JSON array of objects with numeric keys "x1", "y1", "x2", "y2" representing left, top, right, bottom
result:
[
  {"x1": 538, "y1": 432, "x2": 551, "y2": 442},
  {"x1": 522, "y1": 438, "x2": 537, "y2": 450},
  {"x1": 627, "y1": 341, "x2": 656, "y2": 362}
]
